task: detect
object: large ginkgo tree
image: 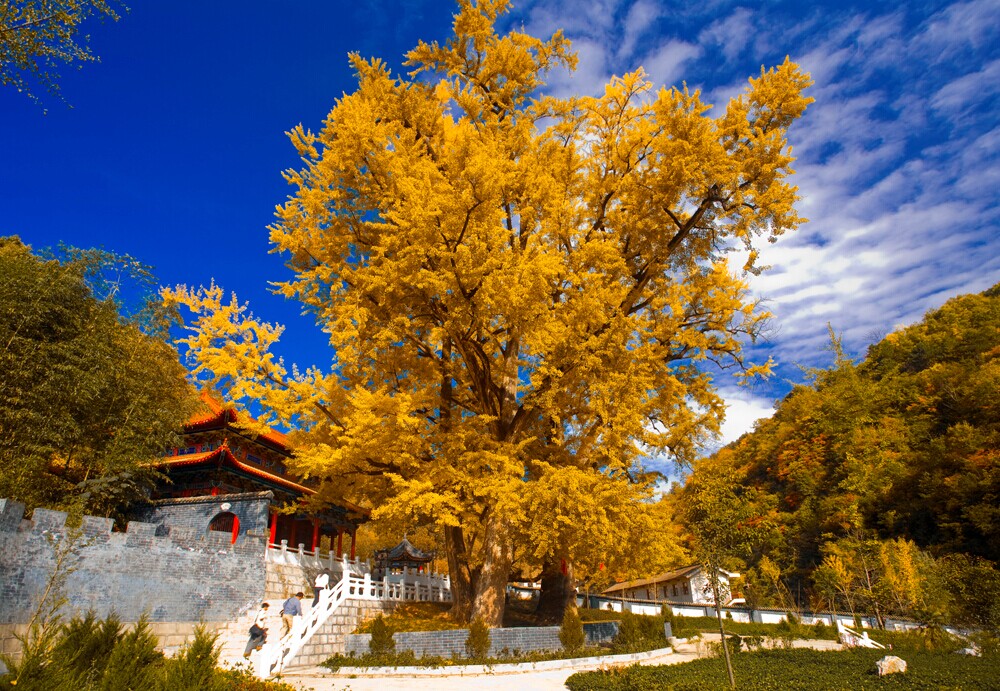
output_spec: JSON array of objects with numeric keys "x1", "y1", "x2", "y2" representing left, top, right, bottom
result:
[{"x1": 167, "y1": 0, "x2": 812, "y2": 624}]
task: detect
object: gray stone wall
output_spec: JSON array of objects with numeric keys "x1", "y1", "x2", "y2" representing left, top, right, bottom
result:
[
  {"x1": 344, "y1": 621, "x2": 619, "y2": 659},
  {"x1": 0, "y1": 497, "x2": 267, "y2": 627}
]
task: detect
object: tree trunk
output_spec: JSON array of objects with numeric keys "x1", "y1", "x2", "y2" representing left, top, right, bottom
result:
[
  {"x1": 536, "y1": 558, "x2": 575, "y2": 623},
  {"x1": 438, "y1": 338, "x2": 475, "y2": 622},
  {"x1": 471, "y1": 509, "x2": 511, "y2": 626},
  {"x1": 712, "y1": 572, "x2": 736, "y2": 689},
  {"x1": 445, "y1": 525, "x2": 473, "y2": 622}
]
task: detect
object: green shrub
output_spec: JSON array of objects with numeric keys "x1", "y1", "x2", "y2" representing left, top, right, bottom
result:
[
  {"x1": 464, "y1": 618, "x2": 491, "y2": 660},
  {"x1": 157, "y1": 625, "x2": 222, "y2": 691},
  {"x1": 0, "y1": 614, "x2": 296, "y2": 691},
  {"x1": 54, "y1": 611, "x2": 122, "y2": 681},
  {"x1": 0, "y1": 618, "x2": 72, "y2": 691},
  {"x1": 660, "y1": 604, "x2": 676, "y2": 632},
  {"x1": 870, "y1": 626, "x2": 963, "y2": 654},
  {"x1": 638, "y1": 614, "x2": 666, "y2": 645},
  {"x1": 98, "y1": 616, "x2": 163, "y2": 691},
  {"x1": 559, "y1": 607, "x2": 586, "y2": 652},
  {"x1": 368, "y1": 615, "x2": 396, "y2": 656},
  {"x1": 810, "y1": 621, "x2": 831, "y2": 639},
  {"x1": 216, "y1": 666, "x2": 300, "y2": 690},
  {"x1": 612, "y1": 612, "x2": 644, "y2": 652}
]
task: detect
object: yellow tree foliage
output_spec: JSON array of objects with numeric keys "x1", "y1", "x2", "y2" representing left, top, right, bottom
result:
[{"x1": 165, "y1": 0, "x2": 812, "y2": 624}]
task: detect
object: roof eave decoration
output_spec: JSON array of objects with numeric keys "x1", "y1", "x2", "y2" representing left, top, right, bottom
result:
[
  {"x1": 185, "y1": 391, "x2": 291, "y2": 451},
  {"x1": 160, "y1": 446, "x2": 315, "y2": 496}
]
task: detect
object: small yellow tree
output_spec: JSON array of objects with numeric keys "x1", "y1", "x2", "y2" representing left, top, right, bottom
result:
[{"x1": 166, "y1": 0, "x2": 812, "y2": 625}]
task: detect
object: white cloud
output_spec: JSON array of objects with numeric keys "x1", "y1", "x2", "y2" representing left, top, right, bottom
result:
[
  {"x1": 717, "y1": 388, "x2": 776, "y2": 446},
  {"x1": 698, "y1": 8, "x2": 754, "y2": 63},
  {"x1": 638, "y1": 40, "x2": 702, "y2": 89},
  {"x1": 931, "y1": 58, "x2": 1000, "y2": 116},
  {"x1": 512, "y1": 0, "x2": 999, "y2": 442},
  {"x1": 620, "y1": 0, "x2": 663, "y2": 59}
]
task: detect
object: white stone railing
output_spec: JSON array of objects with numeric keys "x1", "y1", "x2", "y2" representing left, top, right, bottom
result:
[
  {"x1": 355, "y1": 568, "x2": 453, "y2": 604},
  {"x1": 837, "y1": 621, "x2": 887, "y2": 649},
  {"x1": 266, "y1": 540, "x2": 371, "y2": 575},
  {"x1": 254, "y1": 570, "x2": 355, "y2": 677}
]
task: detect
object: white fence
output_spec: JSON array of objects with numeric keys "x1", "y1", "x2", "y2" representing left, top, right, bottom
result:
[
  {"x1": 584, "y1": 595, "x2": 922, "y2": 632},
  {"x1": 265, "y1": 541, "x2": 453, "y2": 598},
  {"x1": 266, "y1": 539, "x2": 371, "y2": 575}
]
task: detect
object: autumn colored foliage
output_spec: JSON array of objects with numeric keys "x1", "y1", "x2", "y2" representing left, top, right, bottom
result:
[
  {"x1": 165, "y1": 0, "x2": 812, "y2": 623},
  {"x1": 680, "y1": 283, "x2": 1000, "y2": 630}
]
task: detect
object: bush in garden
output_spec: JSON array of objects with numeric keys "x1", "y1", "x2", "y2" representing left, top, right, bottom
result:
[
  {"x1": 560, "y1": 606, "x2": 586, "y2": 652},
  {"x1": 0, "y1": 613, "x2": 297, "y2": 691},
  {"x1": 612, "y1": 612, "x2": 645, "y2": 652},
  {"x1": 98, "y1": 616, "x2": 163, "y2": 691},
  {"x1": 54, "y1": 610, "x2": 123, "y2": 681},
  {"x1": 368, "y1": 615, "x2": 396, "y2": 656},
  {"x1": 158, "y1": 625, "x2": 223, "y2": 691},
  {"x1": 464, "y1": 618, "x2": 491, "y2": 660}
]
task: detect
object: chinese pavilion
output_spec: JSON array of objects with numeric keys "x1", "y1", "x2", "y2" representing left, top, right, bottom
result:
[
  {"x1": 155, "y1": 393, "x2": 367, "y2": 556},
  {"x1": 373, "y1": 537, "x2": 435, "y2": 576}
]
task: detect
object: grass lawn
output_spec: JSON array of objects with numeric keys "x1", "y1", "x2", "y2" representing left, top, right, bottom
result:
[
  {"x1": 353, "y1": 603, "x2": 462, "y2": 634},
  {"x1": 565, "y1": 648, "x2": 997, "y2": 690}
]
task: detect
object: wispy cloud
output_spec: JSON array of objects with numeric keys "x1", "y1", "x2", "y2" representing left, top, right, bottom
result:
[{"x1": 507, "y1": 0, "x2": 999, "y2": 442}]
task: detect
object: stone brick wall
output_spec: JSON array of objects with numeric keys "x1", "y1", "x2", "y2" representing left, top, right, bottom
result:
[
  {"x1": 133, "y1": 491, "x2": 272, "y2": 543},
  {"x1": 0, "y1": 497, "x2": 267, "y2": 629},
  {"x1": 344, "y1": 621, "x2": 620, "y2": 659}
]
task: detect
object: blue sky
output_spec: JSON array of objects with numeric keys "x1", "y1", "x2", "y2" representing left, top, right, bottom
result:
[{"x1": 4, "y1": 0, "x2": 998, "y2": 449}]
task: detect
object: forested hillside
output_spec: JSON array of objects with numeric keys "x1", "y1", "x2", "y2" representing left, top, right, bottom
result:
[{"x1": 677, "y1": 283, "x2": 1000, "y2": 629}]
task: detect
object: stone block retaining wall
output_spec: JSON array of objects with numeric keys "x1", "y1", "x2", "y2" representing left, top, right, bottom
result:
[
  {"x1": 344, "y1": 621, "x2": 619, "y2": 659},
  {"x1": 0, "y1": 497, "x2": 270, "y2": 660}
]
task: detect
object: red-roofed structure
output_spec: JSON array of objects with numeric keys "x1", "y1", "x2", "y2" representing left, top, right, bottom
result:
[{"x1": 154, "y1": 393, "x2": 366, "y2": 556}]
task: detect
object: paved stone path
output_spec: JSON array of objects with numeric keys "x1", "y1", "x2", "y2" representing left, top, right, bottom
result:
[
  {"x1": 278, "y1": 637, "x2": 845, "y2": 690},
  {"x1": 279, "y1": 644, "x2": 703, "y2": 690}
]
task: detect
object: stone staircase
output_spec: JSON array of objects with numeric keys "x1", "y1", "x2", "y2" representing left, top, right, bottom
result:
[
  {"x1": 214, "y1": 598, "x2": 286, "y2": 669},
  {"x1": 214, "y1": 597, "x2": 390, "y2": 670},
  {"x1": 214, "y1": 583, "x2": 396, "y2": 676},
  {"x1": 213, "y1": 547, "x2": 448, "y2": 677}
]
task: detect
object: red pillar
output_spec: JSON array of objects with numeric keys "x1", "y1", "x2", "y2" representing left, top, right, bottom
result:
[
  {"x1": 269, "y1": 512, "x2": 278, "y2": 546},
  {"x1": 337, "y1": 529, "x2": 344, "y2": 557},
  {"x1": 311, "y1": 520, "x2": 320, "y2": 552},
  {"x1": 350, "y1": 529, "x2": 356, "y2": 560}
]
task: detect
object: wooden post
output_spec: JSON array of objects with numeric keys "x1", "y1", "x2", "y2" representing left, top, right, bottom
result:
[
  {"x1": 350, "y1": 529, "x2": 356, "y2": 560},
  {"x1": 337, "y1": 529, "x2": 343, "y2": 558},
  {"x1": 311, "y1": 519, "x2": 320, "y2": 553},
  {"x1": 269, "y1": 512, "x2": 278, "y2": 546}
]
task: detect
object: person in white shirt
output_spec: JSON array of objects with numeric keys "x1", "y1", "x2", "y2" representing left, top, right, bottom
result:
[
  {"x1": 244, "y1": 602, "x2": 270, "y2": 658},
  {"x1": 314, "y1": 571, "x2": 330, "y2": 603}
]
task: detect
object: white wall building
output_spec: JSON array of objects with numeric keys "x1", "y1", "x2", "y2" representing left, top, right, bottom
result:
[{"x1": 602, "y1": 564, "x2": 740, "y2": 605}]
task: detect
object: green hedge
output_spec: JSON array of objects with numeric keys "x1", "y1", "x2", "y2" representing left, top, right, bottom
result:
[{"x1": 565, "y1": 649, "x2": 997, "y2": 690}]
